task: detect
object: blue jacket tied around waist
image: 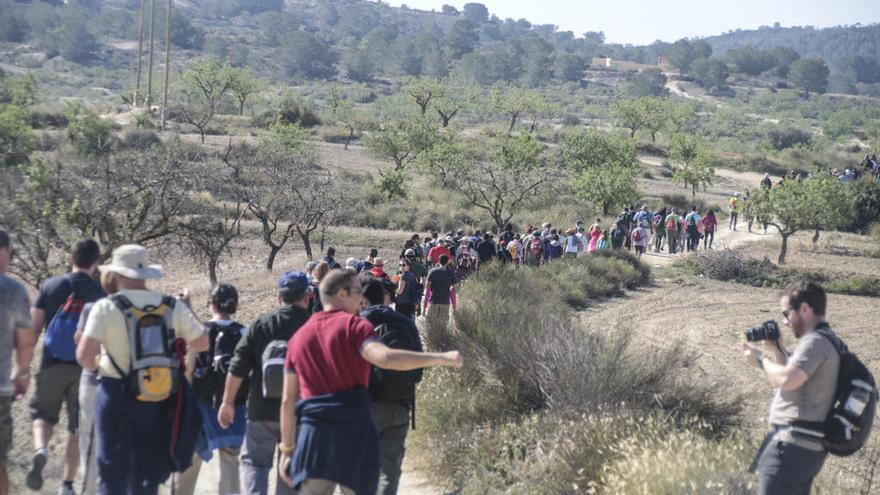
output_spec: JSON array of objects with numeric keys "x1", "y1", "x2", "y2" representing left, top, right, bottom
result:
[{"x1": 291, "y1": 387, "x2": 379, "y2": 495}]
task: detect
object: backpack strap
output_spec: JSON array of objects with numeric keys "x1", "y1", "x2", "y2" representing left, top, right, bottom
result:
[{"x1": 814, "y1": 324, "x2": 847, "y2": 357}]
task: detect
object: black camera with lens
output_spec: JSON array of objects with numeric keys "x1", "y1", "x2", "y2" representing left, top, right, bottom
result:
[{"x1": 745, "y1": 320, "x2": 780, "y2": 342}]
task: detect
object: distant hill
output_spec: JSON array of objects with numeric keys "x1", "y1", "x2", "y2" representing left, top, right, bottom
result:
[{"x1": 703, "y1": 23, "x2": 880, "y2": 66}]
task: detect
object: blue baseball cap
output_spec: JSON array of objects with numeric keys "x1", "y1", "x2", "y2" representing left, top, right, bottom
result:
[{"x1": 278, "y1": 271, "x2": 310, "y2": 292}]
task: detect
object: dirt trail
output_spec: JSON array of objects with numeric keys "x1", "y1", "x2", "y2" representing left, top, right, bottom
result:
[{"x1": 179, "y1": 454, "x2": 440, "y2": 494}]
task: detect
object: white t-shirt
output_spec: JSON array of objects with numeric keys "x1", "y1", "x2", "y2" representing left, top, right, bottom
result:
[{"x1": 83, "y1": 289, "x2": 205, "y2": 379}]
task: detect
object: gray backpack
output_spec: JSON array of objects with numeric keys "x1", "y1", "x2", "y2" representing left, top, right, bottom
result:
[{"x1": 260, "y1": 340, "x2": 288, "y2": 399}]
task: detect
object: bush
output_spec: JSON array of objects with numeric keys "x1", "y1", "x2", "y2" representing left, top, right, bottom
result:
[
  {"x1": 680, "y1": 249, "x2": 880, "y2": 297},
  {"x1": 766, "y1": 127, "x2": 812, "y2": 151},
  {"x1": 824, "y1": 276, "x2": 880, "y2": 298},
  {"x1": 26, "y1": 110, "x2": 68, "y2": 129},
  {"x1": 119, "y1": 130, "x2": 162, "y2": 150},
  {"x1": 414, "y1": 258, "x2": 743, "y2": 492}
]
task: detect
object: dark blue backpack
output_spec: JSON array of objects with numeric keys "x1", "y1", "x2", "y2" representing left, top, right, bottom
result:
[{"x1": 44, "y1": 279, "x2": 86, "y2": 363}]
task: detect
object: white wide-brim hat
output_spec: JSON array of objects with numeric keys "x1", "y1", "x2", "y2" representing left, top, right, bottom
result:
[{"x1": 100, "y1": 244, "x2": 163, "y2": 280}]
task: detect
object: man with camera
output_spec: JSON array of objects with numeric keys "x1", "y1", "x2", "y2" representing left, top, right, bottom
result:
[{"x1": 742, "y1": 280, "x2": 839, "y2": 495}]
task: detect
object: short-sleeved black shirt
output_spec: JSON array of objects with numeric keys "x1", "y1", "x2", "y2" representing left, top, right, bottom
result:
[
  {"x1": 427, "y1": 267, "x2": 456, "y2": 305},
  {"x1": 35, "y1": 272, "x2": 105, "y2": 367}
]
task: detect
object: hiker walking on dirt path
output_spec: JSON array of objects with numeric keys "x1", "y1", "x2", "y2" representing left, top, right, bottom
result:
[
  {"x1": 394, "y1": 259, "x2": 420, "y2": 320},
  {"x1": 26, "y1": 239, "x2": 105, "y2": 495},
  {"x1": 323, "y1": 248, "x2": 341, "y2": 270},
  {"x1": 665, "y1": 209, "x2": 682, "y2": 254},
  {"x1": 176, "y1": 284, "x2": 249, "y2": 495},
  {"x1": 742, "y1": 281, "x2": 842, "y2": 495},
  {"x1": 652, "y1": 208, "x2": 667, "y2": 253},
  {"x1": 217, "y1": 272, "x2": 312, "y2": 495},
  {"x1": 277, "y1": 270, "x2": 463, "y2": 495},
  {"x1": 701, "y1": 210, "x2": 718, "y2": 250},
  {"x1": 422, "y1": 255, "x2": 456, "y2": 351},
  {"x1": 76, "y1": 244, "x2": 209, "y2": 495},
  {"x1": 360, "y1": 277, "x2": 424, "y2": 495},
  {"x1": 684, "y1": 207, "x2": 702, "y2": 252},
  {"x1": 631, "y1": 223, "x2": 648, "y2": 257},
  {"x1": 588, "y1": 219, "x2": 601, "y2": 253},
  {"x1": 75, "y1": 271, "x2": 119, "y2": 495},
  {"x1": 729, "y1": 193, "x2": 741, "y2": 231},
  {"x1": 0, "y1": 230, "x2": 34, "y2": 495}
]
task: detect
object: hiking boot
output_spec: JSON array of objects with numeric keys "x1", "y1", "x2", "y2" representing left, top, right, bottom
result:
[
  {"x1": 57, "y1": 484, "x2": 77, "y2": 495},
  {"x1": 26, "y1": 450, "x2": 47, "y2": 490}
]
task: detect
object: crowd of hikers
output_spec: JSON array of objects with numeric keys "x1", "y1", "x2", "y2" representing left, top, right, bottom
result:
[
  {"x1": 0, "y1": 189, "x2": 762, "y2": 495},
  {"x1": 0, "y1": 235, "x2": 464, "y2": 495},
  {"x1": 2, "y1": 162, "x2": 875, "y2": 495}
]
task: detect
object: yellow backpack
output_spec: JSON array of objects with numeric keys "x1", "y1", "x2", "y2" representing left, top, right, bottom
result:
[
  {"x1": 507, "y1": 241, "x2": 519, "y2": 259},
  {"x1": 108, "y1": 295, "x2": 179, "y2": 402}
]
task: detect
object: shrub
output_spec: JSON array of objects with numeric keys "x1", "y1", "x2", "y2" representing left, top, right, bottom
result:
[
  {"x1": 824, "y1": 276, "x2": 880, "y2": 298},
  {"x1": 26, "y1": 110, "x2": 68, "y2": 129},
  {"x1": 119, "y1": 130, "x2": 162, "y2": 150},
  {"x1": 414, "y1": 258, "x2": 743, "y2": 492},
  {"x1": 681, "y1": 249, "x2": 880, "y2": 297},
  {"x1": 766, "y1": 126, "x2": 812, "y2": 150}
]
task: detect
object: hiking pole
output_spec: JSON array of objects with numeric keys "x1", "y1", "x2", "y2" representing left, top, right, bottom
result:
[{"x1": 82, "y1": 422, "x2": 95, "y2": 495}]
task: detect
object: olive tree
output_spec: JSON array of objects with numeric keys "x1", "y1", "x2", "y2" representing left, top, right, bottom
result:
[
  {"x1": 225, "y1": 135, "x2": 341, "y2": 267},
  {"x1": 668, "y1": 134, "x2": 717, "y2": 197},
  {"x1": 750, "y1": 177, "x2": 854, "y2": 264},
  {"x1": 563, "y1": 130, "x2": 640, "y2": 215},
  {"x1": 174, "y1": 57, "x2": 235, "y2": 142},
  {"x1": 457, "y1": 134, "x2": 556, "y2": 230}
]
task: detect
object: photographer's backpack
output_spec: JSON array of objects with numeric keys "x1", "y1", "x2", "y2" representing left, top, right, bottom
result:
[
  {"x1": 794, "y1": 326, "x2": 877, "y2": 456},
  {"x1": 261, "y1": 339, "x2": 288, "y2": 399},
  {"x1": 44, "y1": 277, "x2": 86, "y2": 363},
  {"x1": 369, "y1": 321, "x2": 423, "y2": 428},
  {"x1": 107, "y1": 295, "x2": 179, "y2": 402},
  {"x1": 193, "y1": 321, "x2": 246, "y2": 407}
]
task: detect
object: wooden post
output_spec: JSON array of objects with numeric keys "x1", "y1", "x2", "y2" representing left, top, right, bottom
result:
[
  {"x1": 134, "y1": 0, "x2": 146, "y2": 107},
  {"x1": 146, "y1": 0, "x2": 157, "y2": 108},
  {"x1": 161, "y1": 0, "x2": 172, "y2": 130}
]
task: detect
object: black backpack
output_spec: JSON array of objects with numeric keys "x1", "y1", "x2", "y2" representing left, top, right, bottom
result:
[
  {"x1": 795, "y1": 326, "x2": 877, "y2": 456},
  {"x1": 370, "y1": 320, "x2": 423, "y2": 427},
  {"x1": 193, "y1": 321, "x2": 247, "y2": 407}
]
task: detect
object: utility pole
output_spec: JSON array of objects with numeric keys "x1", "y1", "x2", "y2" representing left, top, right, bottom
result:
[
  {"x1": 134, "y1": 0, "x2": 146, "y2": 107},
  {"x1": 146, "y1": 0, "x2": 157, "y2": 108},
  {"x1": 161, "y1": 0, "x2": 172, "y2": 130}
]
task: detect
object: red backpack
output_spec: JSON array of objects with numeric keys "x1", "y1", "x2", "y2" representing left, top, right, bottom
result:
[{"x1": 530, "y1": 237, "x2": 542, "y2": 256}]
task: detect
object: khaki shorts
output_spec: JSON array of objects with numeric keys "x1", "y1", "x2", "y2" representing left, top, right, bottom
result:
[
  {"x1": 30, "y1": 361, "x2": 81, "y2": 433},
  {"x1": 0, "y1": 395, "x2": 12, "y2": 463}
]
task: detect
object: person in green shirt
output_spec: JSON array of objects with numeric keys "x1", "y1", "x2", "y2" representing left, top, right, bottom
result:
[
  {"x1": 728, "y1": 193, "x2": 741, "y2": 231},
  {"x1": 652, "y1": 210, "x2": 666, "y2": 253},
  {"x1": 664, "y1": 208, "x2": 681, "y2": 254}
]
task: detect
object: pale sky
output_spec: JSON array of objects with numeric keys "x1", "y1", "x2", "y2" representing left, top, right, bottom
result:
[{"x1": 387, "y1": 0, "x2": 880, "y2": 45}]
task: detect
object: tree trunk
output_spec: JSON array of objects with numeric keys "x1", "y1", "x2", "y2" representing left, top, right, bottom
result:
[
  {"x1": 239, "y1": 99, "x2": 245, "y2": 116},
  {"x1": 320, "y1": 227, "x2": 326, "y2": 253},
  {"x1": 199, "y1": 128, "x2": 206, "y2": 143},
  {"x1": 208, "y1": 257, "x2": 218, "y2": 287},
  {"x1": 630, "y1": 129, "x2": 636, "y2": 138},
  {"x1": 266, "y1": 246, "x2": 281, "y2": 271},
  {"x1": 508, "y1": 113, "x2": 518, "y2": 136},
  {"x1": 812, "y1": 229, "x2": 820, "y2": 251},
  {"x1": 602, "y1": 202, "x2": 610, "y2": 215},
  {"x1": 692, "y1": 184, "x2": 697, "y2": 197},
  {"x1": 651, "y1": 131, "x2": 657, "y2": 143},
  {"x1": 344, "y1": 125, "x2": 354, "y2": 150},
  {"x1": 778, "y1": 233, "x2": 790, "y2": 265},
  {"x1": 301, "y1": 232, "x2": 313, "y2": 261}
]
